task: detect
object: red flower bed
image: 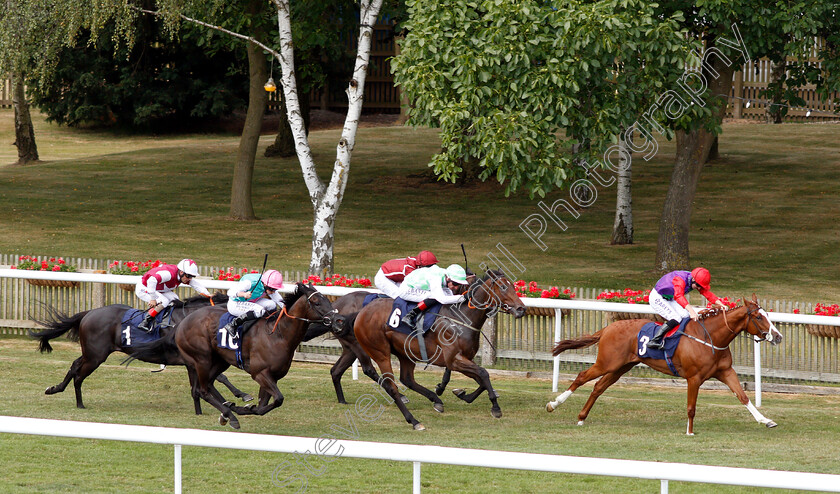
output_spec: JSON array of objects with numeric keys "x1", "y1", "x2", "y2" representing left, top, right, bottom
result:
[
  {"x1": 108, "y1": 259, "x2": 162, "y2": 276},
  {"x1": 303, "y1": 274, "x2": 373, "y2": 288},
  {"x1": 12, "y1": 255, "x2": 76, "y2": 272},
  {"x1": 213, "y1": 267, "x2": 259, "y2": 281},
  {"x1": 513, "y1": 280, "x2": 576, "y2": 300},
  {"x1": 596, "y1": 288, "x2": 649, "y2": 304}
]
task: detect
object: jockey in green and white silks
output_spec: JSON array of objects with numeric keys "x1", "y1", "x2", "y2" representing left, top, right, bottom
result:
[
  {"x1": 397, "y1": 264, "x2": 469, "y2": 328},
  {"x1": 223, "y1": 269, "x2": 285, "y2": 336}
]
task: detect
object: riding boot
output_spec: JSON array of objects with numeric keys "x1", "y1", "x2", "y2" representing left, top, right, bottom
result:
[
  {"x1": 224, "y1": 311, "x2": 258, "y2": 338},
  {"x1": 648, "y1": 319, "x2": 679, "y2": 350},
  {"x1": 137, "y1": 313, "x2": 156, "y2": 333},
  {"x1": 401, "y1": 307, "x2": 422, "y2": 329}
]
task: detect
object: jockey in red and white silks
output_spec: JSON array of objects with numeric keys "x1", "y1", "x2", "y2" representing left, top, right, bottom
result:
[
  {"x1": 647, "y1": 267, "x2": 726, "y2": 349},
  {"x1": 223, "y1": 269, "x2": 285, "y2": 336},
  {"x1": 135, "y1": 259, "x2": 210, "y2": 332},
  {"x1": 374, "y1": 250, "x2": 438, "y2": 298}
]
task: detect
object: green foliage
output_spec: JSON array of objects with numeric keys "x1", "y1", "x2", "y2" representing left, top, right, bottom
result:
[
  {"x1": 28, "y1": 21, "x2": 250, "y2": 129},
  {"x1": 393, "y1": 0, "x2": 693, "y2": 197}
]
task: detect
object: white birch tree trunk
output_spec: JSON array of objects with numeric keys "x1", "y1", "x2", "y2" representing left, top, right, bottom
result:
[
  {"x1": 610, "y1": 130, "x2": 633, "y2": 245},
  {"x1": 274, "y1": 0, "x2": 383, "y2": 274}
]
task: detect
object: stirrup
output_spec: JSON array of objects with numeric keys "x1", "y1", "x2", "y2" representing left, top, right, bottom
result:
[
  {"x1": 224, "y1": 323, "x2": 238, "y2": 338},
  {"x1": 647, "y1": 339, "x2": 664, "y2": 349}
]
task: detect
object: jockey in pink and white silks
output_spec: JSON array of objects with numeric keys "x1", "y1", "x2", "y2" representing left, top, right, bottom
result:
[
  {"x1": 135, "y1": 259, "x2": 210, "y2": 332},
  {"x1": 373, "y1": 250, "x2": 439, "y2": 298},
  {"x1": 397, "y1": 264, "x2": 469, "y2": 329},
  {"x1": 647, "y1": 267, "x2": 727, "y2": 349},
  {"x1": 222, "y1": 269, "x2": 285, "y2": 336}
]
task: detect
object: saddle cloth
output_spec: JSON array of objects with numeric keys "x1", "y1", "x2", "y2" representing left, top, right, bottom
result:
[
  {"x1": 120, "y1": 308, "x2": 171, "y2": 346},
  {"x1": 387, "y1": 298, "x2": 443, "y2": 336},
  {"x1": 636, "y1": 318, "x2": 691, "y2": 376},
  {"x1": 216, "y1": 313, "x2": 245, "y2": 369}
]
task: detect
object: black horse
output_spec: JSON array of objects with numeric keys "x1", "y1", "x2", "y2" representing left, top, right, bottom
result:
[
  {"x1": 31, "y1": 293, "x2": 252, "y2": 412},
  {"x1": 303, "y1": 290, "x2": 387, "y2": 404}
]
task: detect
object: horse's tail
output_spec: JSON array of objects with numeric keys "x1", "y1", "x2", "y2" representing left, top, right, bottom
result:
[
  {"x1": 122, "y1": 331, "x2": 179, "y2": 366},
  {"x1": 29, "y1": 305, "x2": 88, "y2": 353},
  {"x1": 551, "y1": 329, "x2": 604, "y2": 356}
]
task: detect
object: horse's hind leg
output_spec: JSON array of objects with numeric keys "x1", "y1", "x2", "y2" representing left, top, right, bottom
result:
[
  {"x1": 330, "y1": 348, "x2": 359, "y2": 404},
  {"x1": 547, "y1": 360, "x2": 615, "y2": 413},
  {"x1": 576, "y1": 363, "x2": 637, "y2": 426},
  {"x1": 216, "y1": 373, "x2": 254, "y2": 402},
  {"x1": 396, "y1": 354, "x2": 444, "y2": 413},
  {"x1": 45, "y1": 356, "x2": 82, "y2": 395},
  {"x1": 435, "y1": 368, "x2": 452, "y2": 396},
  {"x1": 70, "y1": 353, "x2": 109, "y2": 409}
]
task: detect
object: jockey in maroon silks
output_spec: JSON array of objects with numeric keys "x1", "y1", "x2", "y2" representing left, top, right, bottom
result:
[
  {"x1": 135, "y1": 259, "x2": 210, "y2": 332},
  {"x1": 647, "y1": 267, "x2": 727, "y2": 349},
  {"x1": 373, "y1": 250, "x2": 439, "y2": 299}
]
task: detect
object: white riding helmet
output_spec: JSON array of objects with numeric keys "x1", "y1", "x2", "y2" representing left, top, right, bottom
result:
[
  {"x1": 445, "y1": 264, "x2": 468, "y2": 284},
  {"x1": 177, "y1": 259, "x2": 199, "y2": 277}
]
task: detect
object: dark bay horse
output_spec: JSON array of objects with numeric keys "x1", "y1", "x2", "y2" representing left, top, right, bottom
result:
[
  {"x1": 303, "y1": 290, "x2": 397, "y2": 404},
  {"x1": 127, "y1": 283, "x2": 343, "y2": 429},
  {"x1": 30, "y1": 293, "x2": 252, "y2": 412},
  {"x1": 352, "y1": 270, "x2": 527, "y2": 430},
  {"x1": 546, "y1": 295, "x2": 784, "y2": 435}
]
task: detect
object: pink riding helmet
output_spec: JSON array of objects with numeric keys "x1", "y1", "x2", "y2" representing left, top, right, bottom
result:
[{"x1": 261, "y1": 269, "x2": 284, "y2": 290}]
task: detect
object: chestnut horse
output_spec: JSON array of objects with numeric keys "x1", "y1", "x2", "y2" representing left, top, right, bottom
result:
[
  {"x1": 127, "y1": 283, "x2": 343, "y2": 429},
  {"x1": 30, "y1": 294, "x2": 251, "y2": 412},
  {"x1": 352, "y1": 270, "x2": 526, "y2": 430},
  {"x1": 545, "y1": 295, "x2": 784, "y2": 435}
]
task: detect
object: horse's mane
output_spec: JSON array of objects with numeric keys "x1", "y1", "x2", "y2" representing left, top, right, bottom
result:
[
  {"x1": 480, "y1": 269, "x2": 506, "y2": 283},
  {"x1": 177, "y1": 292, "x2": 229, "y2": 308},
  {"x1": 697, "y1": 305, "x2": 739, "y2": 321},
  {"x1": 281, "y1": 282, "x2": 307, "y2": 308}
]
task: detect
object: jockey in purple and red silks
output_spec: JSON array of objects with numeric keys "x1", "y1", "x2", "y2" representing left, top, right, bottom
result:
[
  {"x1": 135, "y1": 259, "x2": 210, "y2": 332},
  {"x1": 647, "y1": 267, "x2": 727, "y2": 349}
]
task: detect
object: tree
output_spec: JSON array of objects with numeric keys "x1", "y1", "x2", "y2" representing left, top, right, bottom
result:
[
  {"x1": 392, "y1": 0, "x2": 692, "y2": 198},
  {"x1": 27, "y1": 0, "x2": 384, "y2": 272},
  {"x1": 0, "y1": 0, "x2": 42, "y2": 164},
  {"x1": 653, "y1": 1, "x2": 840, "y2": 272}
]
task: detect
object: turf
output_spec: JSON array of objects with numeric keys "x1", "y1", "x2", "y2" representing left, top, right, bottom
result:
[{"x1": 0, "y1": 337, "x2": 838, "y2": 493}]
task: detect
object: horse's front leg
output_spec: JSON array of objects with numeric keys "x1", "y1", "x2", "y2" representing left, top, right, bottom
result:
[
  {"x1": 685, "y1": 376, "x2": 702, "y2": 436},
  {"x1": 244, "y1": 370, "x2": 285, "y2": 416},
  {"x1": 715, "y1": 367, "x2": 777, "y2": 429},
  {"x1": 449, "y1": 355, "x2": 501, "y2": 418}
]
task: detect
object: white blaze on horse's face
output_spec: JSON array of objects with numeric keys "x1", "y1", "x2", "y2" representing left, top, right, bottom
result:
[{"x1": 758, "y1": 308, "x2": 783, "y2": 344}]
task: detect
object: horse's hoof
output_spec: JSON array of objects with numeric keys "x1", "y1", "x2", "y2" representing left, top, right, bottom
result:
[
  {"x1": 413, "y1": 423, "x2": 426, "y2": 431},
  {"x1": 546, "y1": 402, "x2": 555, "y2": 413},
  {"x1": 241, "y1": 394, "x2": 254, "y2": 403},
  {"x1": 435, "y1": 384, "x2": 445, "y2": 396},
  {"x1": 433, "y1": 403, "x2": 444, "y2": 413},
  {"x1": 219, "y1": 414, "x2": 229, "y2": 426},
  {"x1": 577, "y1": 420, "x2": 585, "y2": 426},
  {"x1": 766, "y1": 420, "x2": 778, "y2": 428},
  {"x1": 452, "y1": 388, "x2": 466, "y2": 399},
  {"x1": 45, "y1": 386, "x2": 57, "y2": 395},
  {"x1": 222, "y1": 401, "x2": 234, "y2": 408},
  {"x1": 229, "y1": 419, "x2": 240, "y2": 430},
  {"x1": 491, "y1": 408, "x2": 502, "y2": 419},
  {"x1": 400, "y1": 395, "x2": 409, "y2": 404}
]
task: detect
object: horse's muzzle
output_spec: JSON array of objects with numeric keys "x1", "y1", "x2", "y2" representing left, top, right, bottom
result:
[
  {"x1": 330, "y1": 315, "x2": 347, "y2": 333},
  {"x1": 513, "y1": 306, "x2": 527, "y2": 319}
]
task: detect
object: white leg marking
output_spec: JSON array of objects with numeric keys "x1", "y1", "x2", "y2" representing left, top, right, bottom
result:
[
  {"x1": 746, "y1": 400, "x2": 776, "y2": 426},
  {"x1": 546, "y1": 390, "x2": 573, "y2": 412}
]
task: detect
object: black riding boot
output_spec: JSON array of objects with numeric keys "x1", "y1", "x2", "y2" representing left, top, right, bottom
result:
[
  {"x1": 648, "y1": 319, "x2": 679, "y2": 350},
  {"x1": 224, "y1": 311, "x2": 258, "y2": 337},
  {"x1": 137, "y1": 313, "x2": 156, "y2": 333},
  {"x1": 401, "y1": 307, "x2": 422, "y2": 329}
]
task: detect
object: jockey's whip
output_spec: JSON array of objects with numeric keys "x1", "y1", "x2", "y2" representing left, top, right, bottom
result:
[
  {"x1": 461, "y1": 243, "x2": 470, "y2": 274},
  {"x1": 256, "y1": 253, "x2": 269, "y2": 290}
]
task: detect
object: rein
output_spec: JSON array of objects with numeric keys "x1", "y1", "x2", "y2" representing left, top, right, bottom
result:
[{"x1": 269, "y1": 290, "x2": 338, "y2": 334}]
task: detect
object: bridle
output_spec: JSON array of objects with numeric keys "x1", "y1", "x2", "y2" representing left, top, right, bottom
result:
[
  {"x1": 745, "y1": 304, "x2": 772, "y2": 342},
  {"x1": 270, "y1": 287, "x2": 339, "y2": 333},
  {"x1": 466, "y1": 274, "x2": 520, "y2": 318}
]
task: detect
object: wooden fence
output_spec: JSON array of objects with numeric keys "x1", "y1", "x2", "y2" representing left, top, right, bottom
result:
[
  {"x1": 0, "y1": 78, "x2": 13, "y2": 108},
  {"x1": 2, "y1": 253, "x2": 839, "y2": 386}
]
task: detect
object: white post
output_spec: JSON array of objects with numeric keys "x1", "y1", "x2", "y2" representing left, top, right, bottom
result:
[
  {"x1": 552, "y1": 308, "x2": 563, "y2": 393},
  {"x1": 754, "y1": 340, "x2": 762, "y2": 408},
  {"x1": 413, "y1": 461, "x2": 422, "y2": 494},
  {"x1": 661, "y1": 479, "x2": 669, "y2": 494},
  {"x1": 174, "y1": 444, "x2": 182, "y2": 494},
  {"x1": 352, "y1": 358, "x2": 359, "y2": 380}
]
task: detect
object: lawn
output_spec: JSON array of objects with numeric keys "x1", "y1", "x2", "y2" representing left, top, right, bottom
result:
[
  {"x1": 0, "y1": 110, "x2": 838, "y2": 304},
  {"x1": 1, "y1": 337, "x2": 839, "y2": 493}
]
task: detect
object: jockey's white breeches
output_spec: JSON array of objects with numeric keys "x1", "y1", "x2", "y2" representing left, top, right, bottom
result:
[
  {"x1": 227, "y1": 298, "x2": 276, "y2": 318},
  {"x1": 649, "y1": 289, "x2": 690, "y2": 322},
  {"x1": 374, "y1": 269, "x2": 402, "y2": 299}
]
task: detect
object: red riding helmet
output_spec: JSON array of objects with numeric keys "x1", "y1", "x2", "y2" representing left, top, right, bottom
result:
[
  {"x1": 416, "y1": 250, "x2": 438, "y2": 267},
  {"x1": 690, "y1": 267, "x2": 711, "y2": 290}
]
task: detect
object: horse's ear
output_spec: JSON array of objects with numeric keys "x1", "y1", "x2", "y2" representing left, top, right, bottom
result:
[{"x1": 751, "y1": 293, "x2": 758, "y2": 303}]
